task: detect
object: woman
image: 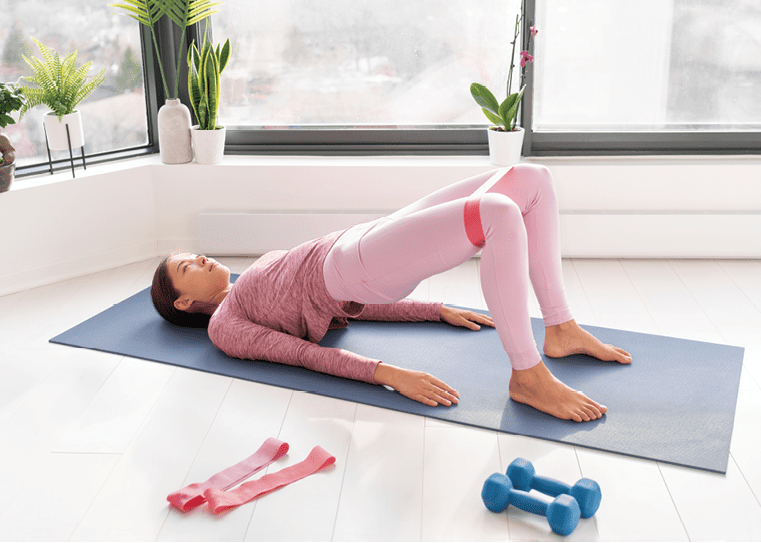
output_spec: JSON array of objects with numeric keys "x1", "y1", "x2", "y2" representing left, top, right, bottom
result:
[{"x1": 152, "y1": 164, "x2": 631, "y2": 422}]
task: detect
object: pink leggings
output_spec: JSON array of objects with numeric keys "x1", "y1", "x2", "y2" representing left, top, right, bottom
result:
[{"x1": 322, "y1": 164, "x2": 573, "y2": 370}]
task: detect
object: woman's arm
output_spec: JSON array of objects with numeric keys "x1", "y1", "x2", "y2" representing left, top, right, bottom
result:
[
  {"x1": 352, "y1": 299, "x2": 442, "y2": 322},
  {"x1": 209, "y1": 314, "x2": 380, "y2": 383},
  {"x1": 209, "y1": 314, "x2": 461, "y2": 406},
  {"x1": 355, "y1": 300, "x2": 495, "y2": 330}
]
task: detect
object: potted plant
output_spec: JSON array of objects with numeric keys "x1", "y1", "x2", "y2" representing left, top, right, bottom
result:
[
  {"x1": 187, "y1": 33, "x2": 230, "y2": 164},
  {"x1": 109, "y1": 0, "x2": 223, "y2": 164},
  {"x1": 0, "y1": 81, "x2": 26, "y2": 193},
  {"x1": 18, "y1": 38, "x2": 106, "y2": 154},
  {"x1": 470, "y1": 5, "x2": 538, "y2": 165}
]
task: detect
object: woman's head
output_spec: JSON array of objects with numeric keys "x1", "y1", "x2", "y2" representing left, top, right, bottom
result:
[{"x1": 151, "y1": 253, "x2": 231, "y2": 328}]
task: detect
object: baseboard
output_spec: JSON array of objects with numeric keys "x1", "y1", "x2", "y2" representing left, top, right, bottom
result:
[{"x1": 0, "y1": 241, "x2": 159, "y2": 298}]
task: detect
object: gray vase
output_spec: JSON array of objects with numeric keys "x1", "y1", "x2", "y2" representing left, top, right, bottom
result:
[
  {"x1": 157, "y1": 99, "x2": 193, "y2": 164},
  {"x1": 0, "y1": 162, "x2": 14, "y2": 193}
]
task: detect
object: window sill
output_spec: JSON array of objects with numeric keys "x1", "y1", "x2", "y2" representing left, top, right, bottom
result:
[{"x1": 8, "y1": 151, "x2": 760, "y2": 193}]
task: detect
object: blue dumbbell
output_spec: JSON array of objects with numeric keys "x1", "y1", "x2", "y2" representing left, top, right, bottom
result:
[
  {"x1": 507, "y1": 458, "x2": 601, "y2": 518},
  {"x1": 481, "y1": 473, "x2": 581, "y2": 536}
]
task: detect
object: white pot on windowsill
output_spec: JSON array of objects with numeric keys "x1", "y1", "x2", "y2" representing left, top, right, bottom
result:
[
  {"x1": 43, "y1": 110, "x2": 85, "y2": 151},
  {"x1": 487, "y1": 126, "x2": 525, "y2": 166},
  {"x1": 191, "y1": 125, "x2": 226, "y2": 165}
]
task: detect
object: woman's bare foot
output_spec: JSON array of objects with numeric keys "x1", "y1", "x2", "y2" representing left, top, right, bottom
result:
[
  {"x1": 544, "y1": 319, "x2": 632, "y2": 364},
  {"x1": 509, "y1": 362, "x2": 606, "y2": 422}
]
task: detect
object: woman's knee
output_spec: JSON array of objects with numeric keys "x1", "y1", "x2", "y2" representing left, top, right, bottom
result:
[{"x1": 479, "y1": 193, "x2": 523, "y2": 224}]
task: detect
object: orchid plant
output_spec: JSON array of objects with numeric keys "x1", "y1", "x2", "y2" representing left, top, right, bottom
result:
[{"x1": 470, "y1": 4, "x2": 537, "y2": 132}]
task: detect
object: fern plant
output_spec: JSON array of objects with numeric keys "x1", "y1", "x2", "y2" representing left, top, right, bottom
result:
[
  {"x1": 110, "y1": 0, "x2": 223, "y2": 100},
  {"x1": 18, "y1": 38, "x2": 106, "y2": 121},
  {"x1": 187, "y1": 34, "x2": 230, "y2": 130}
]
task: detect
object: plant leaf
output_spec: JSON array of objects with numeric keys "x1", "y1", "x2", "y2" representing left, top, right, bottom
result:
[
  {"x1": 499, "y1": 86, "x2": 525, "y2": 130},
  {"x1": 205, "y1": 47, "x2": 219, "y2": 129},
  {"x1": 481, "y1": 108, "x2": 506, "y2": 129},
  {"x1": 218, "y1": 39, "x2": 230, "y2": 73},
  {"x1": 470, "y1": 83, "x2": 500, "y2": 116},
  {"x1": 187, "y1": 41, "x2": 201, "y2": 122}
]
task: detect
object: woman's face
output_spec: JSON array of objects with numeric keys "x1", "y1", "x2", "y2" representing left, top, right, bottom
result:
[{"x1": 166, "y1": 253, "x2": 231, "y2": 311}]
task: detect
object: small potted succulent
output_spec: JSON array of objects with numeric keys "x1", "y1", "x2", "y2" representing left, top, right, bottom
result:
[
  {"x1": 470, "y1": 4, "x2": 537, "y2": 165},
  {"x1": 0, "y1": 81, "x2": 26, "y2": 193},
  {"x1": 18, "y1": 37, "x2": 106, "y2": 153},
  {"x1": 187, "y1": 33, "x2": 230, "y2": 164}
]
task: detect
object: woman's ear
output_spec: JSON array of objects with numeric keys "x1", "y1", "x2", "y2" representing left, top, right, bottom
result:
[{"x1": 173, "y1": 296, "x2": 194, "y2": 312}]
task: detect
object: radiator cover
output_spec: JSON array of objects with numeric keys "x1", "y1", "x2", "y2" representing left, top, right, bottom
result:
[{"x1": 198, "y1": 212, "x2": 385, "y2": 255}]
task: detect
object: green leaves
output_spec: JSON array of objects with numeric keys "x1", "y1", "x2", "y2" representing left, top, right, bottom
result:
[
  {"x1": 0, "y1": 83, "x2": 27, "y2": 129},
  {"x1": 164, "y1": 0, "x2": 223, "y2": 29},
  {"x1": 187, "y1": 34, "x2": 230, "y2": 130},
  {"x1": 470, "y1": 82, "x2": 525, "y2": 131},
  {"x1": 18, "y1": 37, "x2": 106, "y2": 121},
  {"x1": 108, "y1": 0, "x2": 168, "y2": 27}
]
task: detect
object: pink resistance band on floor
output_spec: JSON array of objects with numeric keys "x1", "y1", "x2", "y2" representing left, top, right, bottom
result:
[
  {"x1": 167, "y1": 438, "x2": 336, "y2": 515},
  {"x1": 204, "y1": 446, "x2": 336, "y2": 514},
  {"x1": 167, "y1": 437, "x2": 289, "y2": 512},
  {"x1": 463, "y1": 166, "x2": 512, "y2": 247}
]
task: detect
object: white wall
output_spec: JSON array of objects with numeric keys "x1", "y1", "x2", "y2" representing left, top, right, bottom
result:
[{"x1": 1, "y1": 154, "x2": 759, "y2": 297}]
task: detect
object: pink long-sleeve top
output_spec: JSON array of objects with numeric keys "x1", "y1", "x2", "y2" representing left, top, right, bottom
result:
[{"x1": 207, "y1": 229, "x2": 443, "y2": 384}]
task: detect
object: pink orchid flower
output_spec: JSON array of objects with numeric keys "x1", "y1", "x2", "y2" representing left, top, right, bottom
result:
[
  {"x1": 530, "y1": 25, "x2": 539, "y2": 38},
  {"x1": 520, "y1": 50, "x2": 534, "y2": 67}
]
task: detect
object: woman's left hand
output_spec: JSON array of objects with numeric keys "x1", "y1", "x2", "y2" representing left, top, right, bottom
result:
[{"x1": 440, "y1": 305, "x2": 495, "y2": 330}]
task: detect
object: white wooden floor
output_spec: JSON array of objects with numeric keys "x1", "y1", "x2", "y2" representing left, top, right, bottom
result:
[{"x1": 1, "y1": 257, "x2": 760, "y2": 542}]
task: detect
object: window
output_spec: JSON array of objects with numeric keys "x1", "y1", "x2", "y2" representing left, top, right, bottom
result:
[
  {"x1": 527, "y1": 0, "x2": 761, "y2": 154},
  {"x1": 1, "y1": 0, "x2": 150, "y2": 174},
  {"x1": 212, "y1": 0, "x2": 521, "y2": 153},
  {"x1": 211, "y1": 0, "x2": 760, "y2": 155}
]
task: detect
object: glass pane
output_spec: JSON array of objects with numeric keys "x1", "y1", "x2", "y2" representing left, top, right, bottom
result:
[
  {"x1": 533, "y1": 0, "x2": 761, "y2": 131},
  {"x1": 212, "y1": 0, "x2": 522, "y2": 128},
  {"x1": 0, "y1": 0, "x2": 149, "y2": 169}
]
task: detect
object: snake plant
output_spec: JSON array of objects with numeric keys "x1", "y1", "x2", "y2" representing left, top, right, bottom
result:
[
  {"x1": 109, "y1": 0, "x2": 223, "y2": 100},
  {"x1": 18, "y1": 38, "x2": 106, "y2": 121},
  {"x1": 187, "y1": 34, "x2": 230, "y2": 130}
]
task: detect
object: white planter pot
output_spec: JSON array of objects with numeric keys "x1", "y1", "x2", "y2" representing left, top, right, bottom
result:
[
  {"x1": 158, "y1": 99, "x2": 193, "y2": 164},
  {"x1": 43, "y1": 111, "x2": 85, "y2": 151},
  {"x1": 191, "y1": 125, "x2": 226, "y2": 165},
  {"x1": 487, "y1": 126, "x2": 525, "y2": 166}
]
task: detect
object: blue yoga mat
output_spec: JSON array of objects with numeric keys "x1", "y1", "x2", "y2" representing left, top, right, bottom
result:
[{"x1": 50, "y1": 276, "x2": 744, "y2": 473}]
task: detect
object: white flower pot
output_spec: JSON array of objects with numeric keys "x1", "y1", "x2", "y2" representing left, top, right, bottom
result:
[
  {"x1": 487, "y1": 126, "x2": 525, "y2": 166},
  {"x1": 191, "y1": 125, "x2": 226, "y2": 165},
  {"x1": 43, "y1": 110, "x2": 85, "y2": 151},
  {"x1": 158, "y1": 99, "x2": 193, "y2": 164}
]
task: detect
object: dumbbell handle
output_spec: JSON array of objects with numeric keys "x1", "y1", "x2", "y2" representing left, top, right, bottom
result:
[
  {"x1": 531, "y1": 476, "x2": 571, "y2": 497},
  {"x1": 508, "y1": 489, "x2": 549, "y2": 517}
]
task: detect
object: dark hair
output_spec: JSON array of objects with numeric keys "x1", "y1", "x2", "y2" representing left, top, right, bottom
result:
[{"x1": 151, "y1": 257, "x2": 211, "y2": 329}]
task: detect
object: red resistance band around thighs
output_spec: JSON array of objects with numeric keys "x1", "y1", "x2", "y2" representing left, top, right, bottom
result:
[
  {"x1": 463, "y1": 167, "x2": 513, "y2": 248},
  {"x1": 167, "y1": 438, "x2": 335, "y2": 515}
]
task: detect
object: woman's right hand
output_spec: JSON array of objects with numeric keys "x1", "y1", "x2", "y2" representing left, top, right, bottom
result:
[{"x1": 374, "y1": 363, "x2": 459, "y2": 407}]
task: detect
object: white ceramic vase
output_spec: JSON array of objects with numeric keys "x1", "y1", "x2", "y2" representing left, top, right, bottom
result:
[
  {"x1": 43, "y1": 110, "x2": 85, "y2": 151},
  {"x1": 191, "y1": 125, "x2": 226, "y2": 165},
  {"x1": 487, "y1": 126, "x2": 525, "y2": 166},
  {"x1": 158, "y1": 99, "x2": 193, "y2": 164}
]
